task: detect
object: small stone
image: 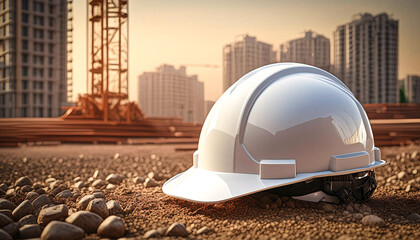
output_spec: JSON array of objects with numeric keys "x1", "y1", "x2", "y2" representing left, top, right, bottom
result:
[
  {"x1": 15, "y1": 177, "x2": 32, "y2": 187},
  {"x1": 0, "y1": 213, "x2": 13, "y2": 228},
  {"x1": 405, "y1": 184, "x2": 411, "y2": 192},
  {"x1": 37, "y1": 204, "x2": 68, "y2": 227},
  {"x1": 361, "y1": 214, "x2": 386, "y2": 227},
  {"x1": 354, "y1": 213, "x2": 363, "y2": 220},
  {"x1": 73, "y1": 177, "x2": 81, "y2": 182},
  {"x1": 92, "y1": 191, "x2": 105, "y2": 199},
  {"x1": 12, "y1": 200, "x2": 34, "y2": 220},
  {"x1": 106, "y1": 184, "x2": 116, "y2": 190},
  {"x1": 0, "y1": 210, "x2": 14, "y2": 221},
  {"x1": 113, "y1": 153, "x2": 120, "y2": 159},
  {"x1": 56, "y1": 190, "x2": 73, "y2": 199},
  {"x1": 0, "y1": 184, "x2": 7, "y2": 192},
  {"x1": 133, "y1": 177, "x2": 144, "y2": 184},
  {"x1": 93, "y1": 170, "x2": 100, "y2": 178},
  {"x1": 275, "y1": 198, "x2": 282, "y2": 208},
  {"x1": 2, "y1": 222, "x2": 19, "y2": 237},
  {"x1": 407, "y1": 213, "x2": 420, "y2": 221},
  {"x1": 0, "y1": 229, "x2": 12, "y2": 240},
  {"x1": 346, "y1": 205, "x2": 354, "y2": 213},
  {"x1": 86, "y1": 199, "x2": 109, "y2": 219},
  {"x1": 18, "y1": 214, "x2": 36, "y2": 227},
  {"x1": 0, "y1": 199, "x2": 16, "y2": 211},
  {"x1": 74, "y1": 181, "x2": 86, "y2": 190},
  {"x1": 397, "y1": 171, "x2": 407, "y2": 179},
  {"x1": 343, "y1": 210, "x2": 350, "y2": 216},
  {"x1": 50, "y1": 188, "x2": 62, "y2": 196},
  {"x1": 41, "y1": 221, "x2": 85, "y2": 240},
  {"x1": 106, "y1": 200, "x2": 123, "y2": 215},
  {"x1": 97, "y1": 216, "x2": 125, "y2": 238},
  {"x1": 156, "y1": 227, "x2": 168, "y2": 236},
  {"x1": 92, "y1": 179, "x2": 106, "y2": 189},
  {"x1": 143, "y1": 178, "x2": 158, "y2": 188},
  {"x1": 165, "y1": 222, "x2": 188, "y2": 237},
  {"x1": 196, "y1": 226, "x2": 210, "y2": 234},
  {"x1": 326, "y1": 214, "x2": 334, "y2": 221},
  {"x1": 25, "y1": 191, "x2": 39, "y2": 202},
  {"x1": 21, "y1": 185, "x2": 32, "y2": 193},
  {"x1": 105, "y1": 174, "x2": 124, "y2": 184},
  {"x1": 45, "y1": 178, "x2": 56, "y2": 184},
  {"x1": 143, "y1": 229, "x2": 160, "y2": 238},
  {"x1": 32, "y1": 194, "x2": 51, "y2": 210},
  {"x1": 285, "y1": 201, "x2": 295, "y2": 208},
  {"x1": 322, "y1": 203, "x2": 335, "y2": 213},
  {"x1": 19, "y1": 224, "x2": 42, "y2": 238},
  {"x1": 65, "y1": 211, "x2": 103, "y2": 233},
  {"x1": 77, "y1": 195, "x2": 95, "y2": 210}
]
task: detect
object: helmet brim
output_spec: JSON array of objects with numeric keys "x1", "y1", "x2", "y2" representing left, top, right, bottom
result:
[{"x1": 162, "y1": 160, "x2": 386, "y2": 203}]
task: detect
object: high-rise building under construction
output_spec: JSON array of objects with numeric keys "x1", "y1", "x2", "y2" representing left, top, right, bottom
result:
[{"x1": 0, "y1": 0, "x2": 67, "y2": 118}]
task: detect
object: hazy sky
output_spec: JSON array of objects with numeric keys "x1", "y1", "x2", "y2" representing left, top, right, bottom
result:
[{"x1": 72, "y1": 0, "x2": 420, "y2": 102}]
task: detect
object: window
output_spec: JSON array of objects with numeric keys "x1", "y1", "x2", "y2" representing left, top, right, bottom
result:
[
  {"x1": 48, "y1": 82, "x2": 53, "y2": 90},
  {"x1": 48, "y1": 31, "x2": 53, "y2": 40},
  {"x1": 22, "y1": 26, "x2": 28, "y2": 37},
  {"x1": 48, "y1": 57, "x2": 53, "y2": 65},
  {"x1": 34, "y1": 2, "x2": 44, "y2": 13},
  {"x1": 21, "y1": 108, "x2": 27, "y2": 117},
  {"x1": 22, "y1": 0, "x2": 29, "y2": 10},
  {"x1": 34, "y1": 42, "x2": 44, "y2": 52},
  {"x1": 34, "y1": 16, "x2": 44, "y2": 26},
  {"x1": 48, "y1": 68, "x2": 53, "y2": 78},
  {"x1": 22, "y1": 40, "x2": 28, "y2": 50},
  {"x1": 48, "y1": 44, "x2": 53, "y2": 54},
  {"x1": 48, "y1": 17, "x2": 53, "y2": 27},
  {"x1": 39, "y1": 81, "x2": 43, "y2": 89},
  {"x1": 22, "y1": 80, "x2": 28, "y2": 89},
  {"x1": 34, "y1": 29, "x2": 43, "y2": 39},
  {"x1": 22, "y1": 54, "x2": 28, "y2": 63},
  {"x1": 22, "y1": 67, "x2": 28, "y2": 76},
  {"x1": 22, "y1": 13, "x2": 29, "y2": 23},
  {"x1": 39, "y1": 69, "x2": 43, "y2": 77},
  {"x1": 49, "y1": 4, "x2": 54, "y2": 14},
  {"x1": 22, "y1": 93, "x2": 28, "y2": 104}
]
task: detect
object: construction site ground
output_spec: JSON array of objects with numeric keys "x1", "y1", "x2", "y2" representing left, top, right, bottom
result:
[{"x1": 0, "y1": 144, "x2": 419, "y2": 239}]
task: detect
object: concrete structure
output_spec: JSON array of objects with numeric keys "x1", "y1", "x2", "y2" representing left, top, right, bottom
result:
[
  {"x1": 401, "y1": 75, "x2": 420, "y2": 103},
  {"x1": 204, "y1": 100, "x2": 215, "y2": 118},
  {"x1": 334, "y1": 13, "x2": 398, "y2": 103},
  {"x1": 280, "y1": 31, "x2": 330, "y2": 71},
  {"x1": 138, "y1": 64, "x2": 204, "y2": 123},
  {"x1": 223, "y1": 34, "x2": 276, "y2": 91},
  {"x1": 0, "y1": 0, "x2": 67, "y2": 118}
]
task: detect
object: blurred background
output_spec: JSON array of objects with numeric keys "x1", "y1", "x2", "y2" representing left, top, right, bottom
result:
[{"x1": 0, "y1": 0, "x2": 419, "y2": 147}]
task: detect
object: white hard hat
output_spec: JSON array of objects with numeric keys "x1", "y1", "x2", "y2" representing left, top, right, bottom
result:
[{"x1": 163, "y1": 63, "x2": 386, "y2": 203}]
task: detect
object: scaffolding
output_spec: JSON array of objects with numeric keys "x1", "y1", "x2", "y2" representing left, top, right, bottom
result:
[{"x1": 66, "y1": 0, "x2": 73, "y2": 103}]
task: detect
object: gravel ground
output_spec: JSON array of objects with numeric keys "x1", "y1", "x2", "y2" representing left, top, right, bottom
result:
[{"x1": 0, "y1": 144, "x2": 419, "y2": 239}]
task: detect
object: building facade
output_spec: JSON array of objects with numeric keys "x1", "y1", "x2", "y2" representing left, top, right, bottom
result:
[
  {"x1": 0, "y1": 0, "x2": 67, "y2": 118},
  {"x1": 138, "y1": 64, "x2": 204, "y2": 123},
  {"x1": 223, "y1": 34, "x2": 276, "y2": 91},
  {"x1": 333, "y1": 13, "x2": 398, "y2": 103},
  {"x1": 204, "y1": 100, "x2": 215, "y2": 119},
  {"x1": 280, "y1": 31, "x2": 330, "y2": 71},
  {"x1": 402, "y1": 75, "x2": 420, "y2": 103}
]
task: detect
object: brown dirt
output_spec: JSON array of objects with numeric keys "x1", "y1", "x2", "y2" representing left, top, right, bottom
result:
[{"x1": 0, "y1": 144, "x2": 419, "y2": 239}]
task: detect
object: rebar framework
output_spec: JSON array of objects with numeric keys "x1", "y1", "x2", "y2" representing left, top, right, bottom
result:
[{"x1": 67, "y1": 0, "x2": 73, "y2": 102}]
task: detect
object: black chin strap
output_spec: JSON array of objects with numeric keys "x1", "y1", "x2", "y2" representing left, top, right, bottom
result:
[{"x1": 267, "y1": 170, "x2": 377, "y2": 203}]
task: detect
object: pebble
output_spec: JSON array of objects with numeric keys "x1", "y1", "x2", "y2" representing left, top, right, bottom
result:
[
  {"x1": 196, "y1": 226, "x2": 210, "y2": 234},
  {"x1": 5, "y1": 189, "x2": 15, "y2": 197},
  {"x1": 92, "y1": 179, "x2": 107, "y2": 189},
  {"x1": 285, "y1": 201, "x2": 295, "y2": 208},
  {"x1": 133, "y1": 177, "x2": 145, "y2": 184},
  {"x1": 21, "y1": 185, "x2": 32, "y2": 193},
  {"x1": 0, "y1": 213, "x2": 13, "y2": 228},
  {"x1": 65, "y1": 211, "x2": 103, "y2": 233},
  {"x1": 15, "y1": 176, "x2": 32, "y2": 187},
  {"x1": 0, "y1": 229, "x2": 12, "y2": 240},
  {"x1": 26, "y1": 191, "x2": 40, "y2": 202},
  {"x1": 74, "y1": 181, "x2": 86, "y2": 190},
  {"x1": 0, "y1": 184, "x2": 7, "y2": 192},
  {"x1": 143, "y1": 229, "x2": 160, "y2": 238},
  {"x1": 322, "y1": 203, "x2": 335, "y2": 213},
  {"x1": 361, "y1": 215, "x2": 386, "y2": 227},
  {"x1": 93, "y1": 170, "x2": 100, "y2": 179},
  {"x1": 56, "y1": 190, "x2": 73, "y2": 199},
  {"x1": 97, "y1": 215, "x2": 125, "y2": 238},
  {"x1": 18, "y1": 214, "x2": 36, "y2": 227},
  {"x1": 106, "y1": 184, "x2": 116, "y2": 190},
  {"x1": 106, "y1": 200, "x2": 123, "y2": 215},
  {"x1": 32, "y1": 194, "x2": 51, "y2": 210},
  {"x1": 144, "y1": 178, "x2": 158, "y2": 188},
  {"x1": 106, "y1": 174, "x2": 124, "y2": 184},
  {"x1": 354, "y1": 213, "x2": 364, "y2": 220},
  {"x1": 407, "y1": 213, "x2": 420, "y2": 221},
  {"x1": 92, "y1": 191, "x2": 105, "y2": 199},
  {"x1": 165, "y1": 222, "x2": 188, "y2": 237},
  {"x1": 86, "y1": 198, "x2": 109, "y2": 219},
  {"x1": 19, "y1": 224, "x2": 42, "y2": 238},
  {"x1": 12, "y1": 200, "x2": 34, "y2": 220},
  {"x1": 0, "y1": 199, "x2": 16, "y2": 211},
  {"x1": 346, "y1": 205, "x2": 354, "y2": 213},
  {"x1": 41, "y1": 221, "x2": 85, "y2": 240},
  {"x1": 397, "y1": 171, "x2": 407, "y2": 179},
  {"x1": 37, "y1": 204, "x2": 69, "y2": 227},
  {"x1": 77, "y1": 194, "x2": 95, "y2": 210},
  {"x1": 0, "y1": 210, "x2": 14, "y2": 221},
  {"x1": 2, "y1": 222, "x2": 19, "y2": 237}
]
